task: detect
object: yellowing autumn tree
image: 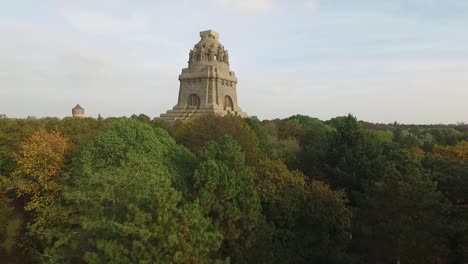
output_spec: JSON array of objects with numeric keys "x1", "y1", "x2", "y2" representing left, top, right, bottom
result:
[
  {"x1": 435, "y1": 140, "x2": 468, "y2": 161},
  {"x1": 11, "y1": 129, "x2": 69, "y2": 212}
]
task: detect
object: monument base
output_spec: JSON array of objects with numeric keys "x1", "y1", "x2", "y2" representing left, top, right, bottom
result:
[{"x1": 159, "y1": 107, "x2": 248, "y2": 123}]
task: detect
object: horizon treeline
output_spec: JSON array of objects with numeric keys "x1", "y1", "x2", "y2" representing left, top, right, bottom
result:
[{"x1": 0, "y1": 114, "x2": 467, "y2": 263}]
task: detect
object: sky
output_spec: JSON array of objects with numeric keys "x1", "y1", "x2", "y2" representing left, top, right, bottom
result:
[{"x1": 1, "y1": 0, "x2": 467, "y2": 124}]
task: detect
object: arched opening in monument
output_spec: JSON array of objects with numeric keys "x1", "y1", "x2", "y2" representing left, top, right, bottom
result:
[
  {"x1": 187, "y1": 94, "x2": 200, "y2": 109},
  {"x1": 224, "y1": 95, "x2": 234, "y2": 111}
]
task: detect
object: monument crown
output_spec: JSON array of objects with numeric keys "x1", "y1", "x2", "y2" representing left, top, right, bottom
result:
[
  {"x1": 159, "y1": 30, "x2": 248, "y2": 122},
  {"x1": 200, "y1": 30, "x2": 219, "y2": 40},
  {"x1": 190, "y1": 29, "x2": 229, "y2": 65}
]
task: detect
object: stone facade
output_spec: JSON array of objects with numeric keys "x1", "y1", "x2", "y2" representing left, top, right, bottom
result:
[
  {"x1": 160, "y1": 30, "x2": 248, "y2": 122},
  {"x1": 72, "y1": 104, "x2": 84, "y2": 118}
]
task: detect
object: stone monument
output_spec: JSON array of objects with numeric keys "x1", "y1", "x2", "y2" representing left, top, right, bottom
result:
[{"x1": 160, "y1": 30, "x2": 248, "y2": 122}]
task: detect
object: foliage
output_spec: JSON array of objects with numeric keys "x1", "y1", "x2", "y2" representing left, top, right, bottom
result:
[
  {"x1": 10, "y1": 129, "x2": 70, "y2": 214},
  {"x1": 435, "y1": 140, "x2": 468, "y2": 162},
  {"x1": 193, "y1": 136, "x2": 261, "y2": 262},
  {"x1": 293, "y1": 118, "x2": 334, "y2": 180},
  {"x1": 294, "y1": 181, "x2": 352, "y2": 264},
  {"x1": 0, "y1": 117, "x2": 113, "y2": 176},
  {"x1": 35, "y1": 119, "x2": 224, "y2": 263},
  {"x1": 170, "y1": 115, "x2": 261, "y2": 165},
  {"x1": 243, "y1": 117, "x2": 270, "y2": 157},
  {"x1": 75, "y1": 118, "x2": 196, "y2": 193},
  {"x1": 249, "y1": 160, "x2": 306, "y2": 263},
  {"x1": 423, "y1": 154, "x2": 468, "y2": 263},
  {"x1": 259, "y1": 119, "x2": 304, "y2": 163},
  {"x1": 0, "y1": 188, "x2": 22, "y2": 259},
  {"x1": 355, "y1": 155, "x2": 450, "y2": 263},
  {"x1": 325, "y1": 115, "x2": 385, "y2": 200},
  {"x1": 251, "y1": 159, "x2": 305, "y2": 228},
  {"x1": 0, "y1": 114, "x2": 467, "y2": 263}
]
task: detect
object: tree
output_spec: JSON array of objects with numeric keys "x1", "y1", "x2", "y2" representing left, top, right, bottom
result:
[
  {"x1": 355, "y1": 158, "x2": 450, "y2": 263},
  {"x1": 325, "y1": 115, "x2": 385, "y2": 201},
  {"x1": 250, "y1": 159, "x2": 306, "y2": 263},
  {"x1": 244, "y1": 117, "x2": 270, "y2": 157},
  {"x1": 435, "y1": 140, "x2": 468, "y2": 162},
  {"x1": 171, "y1": 115, "x2": 261, "y2": 165},
  {"x1": 193, "y1": 136, "x2": 261, "y2": 262},
  {"x1": 393, "y1": 128, "x2": 422, "y2": 148},
  {"x1": 0, "y1": 178, "x2": 23, "y2": 262},
  {"x1": 74, "y1": 118, "x2": 196, "y2": 194},
  {"x1": 294, "y1": 118, "x2": 334, "y2": 180},
  {"x1": 294, "y1": 181, "x2": 352, "y2": 264},
  {"x1": 36, "y1": 119, "x2": 224, "y2": 263},
  {"x1": 259, "y1": 119, "x2": 304, "y2": 163},
  {"x1": 131, "y1": 114, "x2": 151, "y2": 124},
  {"x1": 423, "y1": 154, "x2": 468, "y2": 263},
  {"x1": 251, "y1": 159, "x2": 305, "y2": 228},
  {"x1": 46, "y1": 117, "x2": 114, "y2": 153},
  {"x1": 0, "y1": 118, "x2": 44, "y2": 176},
  {"x1": 10, "y1": 129, "x2": 70, "y2": 215}
]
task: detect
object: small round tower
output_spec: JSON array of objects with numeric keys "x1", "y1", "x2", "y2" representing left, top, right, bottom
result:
[{"x1": 72, "y1": 104, "x2": 84, "y2": 118}]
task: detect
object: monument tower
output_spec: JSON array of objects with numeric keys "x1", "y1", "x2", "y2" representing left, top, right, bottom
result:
[
  {"x1": 72, "y1": 104, "x2": 84, "y2": 118},
  {"x1": 160, "y1": 30, "x2": 248, "y2": 122}
]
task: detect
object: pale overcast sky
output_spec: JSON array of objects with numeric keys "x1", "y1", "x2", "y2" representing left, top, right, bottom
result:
[{"x1": 1, "y1": 0, "x2": 467, "y2": 123}]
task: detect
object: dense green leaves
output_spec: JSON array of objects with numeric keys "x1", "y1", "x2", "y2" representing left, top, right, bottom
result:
[
  {"x1": 193, "y1": 136, "x2": 261, "y2": 262},
  {"x1": 168, "y1": 115, "x2": 261, "y2": 165},
  {"x1": 34, "y1": 119, "x2": 224, "y2": 263},
  {"x1": 295, "y1": 181, "x2": 352, "y2": 264},
  {"x1": 42, "y1": 158, "x2": 222, "y2": 263},
  {"x1": 75, "y1": 119, "x2": 196, "y2": 193},
  {"x1": 1, "y1": 115, "x2": 467, "y2": 263},
  {"x1": 355, "y1": 156, "x2": 450, "y2": 263}
]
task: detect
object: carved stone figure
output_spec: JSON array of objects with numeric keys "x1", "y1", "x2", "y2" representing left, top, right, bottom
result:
[
  {"x1": 200, "y1": 47, "x2": 205, "y2": 60},
  {"x1": 189, "y1": 49, "x2": 194, "y2": 62},
  {"x1": 225, "y1": 51, "x2": 229, "y2": 64}
]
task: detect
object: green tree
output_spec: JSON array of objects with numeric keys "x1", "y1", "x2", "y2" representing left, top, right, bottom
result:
[
  {"x1": 326, "y1": 115, "x2": 385, "y2": 201},
  {"x1": 423, "y1": 154, "x2": 468, "y2": 263},
  {"x1": 35, "y1": 119, "x2": 224, "y2": 263},
  {"x1": 172, "y1": 115, "x2": 261, "y2": 165},
  {"x1": 251, "y1": 159, "x2": 305, "y2": 229},
  {"x1": 294, "y1": 181, "x2": 352, "y2": 264},
  {"x1": 193, "y1": 136, "x2": 261, "y2": 262},
  {"x1": 0, "y1": 178, "x2": 23, "y2": 262},
  {"x1": 259, "y1": 119, "x2": 304, "y2": 163},
  {"x1": 294, "y1": 118, "x2": 334, "y2": 180},
  {"x1": 355, "y1": 157, "x2": 450, "y2": 263},
  {"x1": 250, "y1": 159, "x2": 306, "y2": 263},
  {"x1": 75, "y1": 118, "x2": 196, "y2": 193},
  {"x1": 131, "y1": 114, "x2": 151, "y2": 124},
  {"x1": 244, "y1": 117, "x2": 270, "y2": 157}
]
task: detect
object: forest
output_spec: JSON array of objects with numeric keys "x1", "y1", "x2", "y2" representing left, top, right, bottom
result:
[{"x1": 0, "y1": 113, "x2": 467, "y2": 264}]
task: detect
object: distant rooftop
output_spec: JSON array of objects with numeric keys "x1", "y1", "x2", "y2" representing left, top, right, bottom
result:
[{"x1": 73, "y1": 104, "x2": 83, "y2": 110}]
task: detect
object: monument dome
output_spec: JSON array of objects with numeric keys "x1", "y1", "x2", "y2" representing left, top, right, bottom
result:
[{"x1": 160, "y1": 30, "x2": 248, "y2": 122}]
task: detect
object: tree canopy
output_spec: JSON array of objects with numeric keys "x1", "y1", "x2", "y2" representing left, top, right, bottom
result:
[{"x1": 0, "y1": 115, "x2": 467, "y2": 263}]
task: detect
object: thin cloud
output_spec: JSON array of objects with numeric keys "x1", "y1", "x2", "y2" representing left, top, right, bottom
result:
[
  {"x1": 61, "y1": 7, "x2": 151, "y2": 34},
  {"x1": 1, "y1": 1, "x2": 467, "y2": 123},
  {"x1": 304, "y1": 0, "x2": 319, "y2": 11},
  {"x1": 211, "y1": 0, "x2": 274, "y2": 14}
]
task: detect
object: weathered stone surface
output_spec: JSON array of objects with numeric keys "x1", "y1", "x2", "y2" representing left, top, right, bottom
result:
[
  {"x1": 72, "y1": 104, "x2": 84, "y2": 118},
  {"x1": 160, "y1": 30, "x2": 248, "y2": 122}
]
